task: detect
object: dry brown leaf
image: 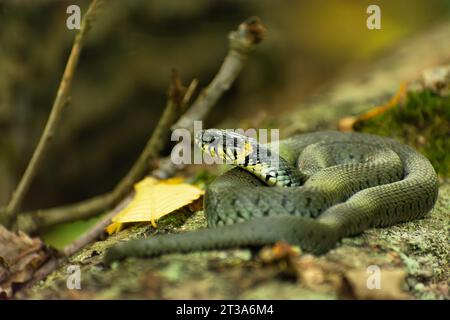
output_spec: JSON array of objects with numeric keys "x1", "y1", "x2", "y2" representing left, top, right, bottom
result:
[
  {"x1": 106, "y1": 177, "x2": 204, "y2": 234},
  {"x1": 0, "y1": 226, "x2": 50, "y2": 298}
]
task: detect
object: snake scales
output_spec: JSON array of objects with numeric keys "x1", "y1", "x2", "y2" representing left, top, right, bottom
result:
[{"x1": 104, "y1": 130, "x2": 438, "y2": 262}]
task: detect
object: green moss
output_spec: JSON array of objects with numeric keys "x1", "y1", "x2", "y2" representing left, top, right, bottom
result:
[
  {"x1": 356, "y1": 90, "x2": 450, "y2": 176},
  {"x1": 155, "y1": 208, "x2": 196, "y2": 230}
]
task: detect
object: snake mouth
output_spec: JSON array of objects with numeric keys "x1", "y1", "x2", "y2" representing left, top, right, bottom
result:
[{"x1": 195, "y1": 130, "x2": 219, "y2": 158}]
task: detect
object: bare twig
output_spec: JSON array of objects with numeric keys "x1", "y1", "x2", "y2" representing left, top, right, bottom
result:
[
  {"x1": 16, "y1": 73, "x2": 188, "y2": 233},
  {"x1": 173, "y1": 16, "x2": 266, "y2": 132},
  {"x1": 22, "y1": 258, "x2": 63, "y2": 293},
  {"x1": 17, "y1": 193, "x2": 115, "y2": 233},
  {"x1": 153, "y1": 17, "x2": 266, "y2": 179},
  {"x1": 62, "y1": 195, "x2": 131, "y2": 257},
  {"x1": 182, "y1": 78, "x2": 199, "y2": 111},
  {"x1": 1, "y1": 0, "x2": 103, "y2": 228}
]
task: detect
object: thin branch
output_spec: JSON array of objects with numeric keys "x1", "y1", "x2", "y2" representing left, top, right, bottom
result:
[
  {"x1": 17, "y1": 193, "x2": 115, "y2": 233},
  {"x1": 1, "y1": 0, "x2": 103, "y2": 228},
  {"x1": 182, "y1": 78, "x2": 199, "y2": 111},
  {"x1": 24, "y1": 257, "x2": 63, "y2": 292},
  {"x1": 62, "y1": 195, "x2": 131, "y2": 257},
  {"x1": 154, "y1": 16, "x2": 266, "y2": 179},
  {"x1": 16, "y1": 73, "x2": 189, "y2": 233},
  {"x1": 172, "y1": 16, "x2": 266, "y2": 132}
]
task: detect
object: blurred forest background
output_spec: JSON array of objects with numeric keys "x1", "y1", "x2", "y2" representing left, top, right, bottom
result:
[{"x1": 1, "y1": 0, "x2": 450, "y2": 219}]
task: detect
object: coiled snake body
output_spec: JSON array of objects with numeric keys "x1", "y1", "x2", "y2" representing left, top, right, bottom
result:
[{"x1": 105, "y1": 130, "x2": 438, "y2": 262}]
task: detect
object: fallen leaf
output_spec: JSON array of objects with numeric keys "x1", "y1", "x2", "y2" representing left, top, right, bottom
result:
[
  {"x1": 0, "y1": 226, "x2": 50, "y2": 298},
  {"x1": 106, "y1": 177, "x2": 204, "y2": 234}
]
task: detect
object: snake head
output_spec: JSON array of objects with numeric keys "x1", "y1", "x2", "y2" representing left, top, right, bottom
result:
[
  {"x1": 195, "y1": 129, "x2": 304, "y2": 187},
  {"x1": 195, "y1": 129, "x2": 254, "y2": 164}
]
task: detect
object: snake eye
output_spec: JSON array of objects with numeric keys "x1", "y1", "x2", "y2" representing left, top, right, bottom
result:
[{"x1": 202, "y1": 135, "x2": 216, "y2": 144}]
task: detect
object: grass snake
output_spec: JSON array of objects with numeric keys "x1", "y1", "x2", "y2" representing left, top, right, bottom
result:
[{"x1": 104, "y1": 130, "x2": 438, "y2": 262}]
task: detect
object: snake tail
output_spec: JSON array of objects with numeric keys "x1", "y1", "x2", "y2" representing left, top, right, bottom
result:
[{"x1": 103, "y1": 216, "x2": 338, "y2": 263}]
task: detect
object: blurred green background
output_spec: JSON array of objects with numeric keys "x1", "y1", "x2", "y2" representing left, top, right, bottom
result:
[{"x1": 1, "y1": 0, "x2": 449, "y2": 221}]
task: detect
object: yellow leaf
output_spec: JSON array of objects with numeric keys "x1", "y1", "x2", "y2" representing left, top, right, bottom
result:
[{"x1": 106, "y1": 177, "x2": 204, "y2": 234}]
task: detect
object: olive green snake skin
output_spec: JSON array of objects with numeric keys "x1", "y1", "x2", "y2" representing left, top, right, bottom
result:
[{"x1": 104, "y1": 131, "x2": 438, "y2": 263}]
